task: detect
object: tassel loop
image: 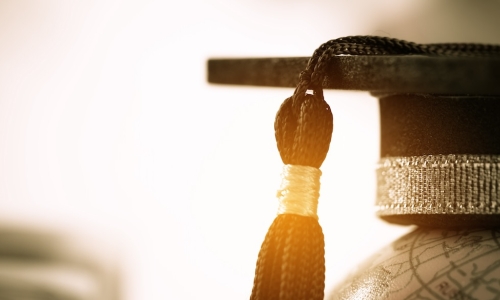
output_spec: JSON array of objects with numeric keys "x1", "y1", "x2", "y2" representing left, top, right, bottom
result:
[{"x1": 274, "y1": 93, "x2": 334, "y2": 169}]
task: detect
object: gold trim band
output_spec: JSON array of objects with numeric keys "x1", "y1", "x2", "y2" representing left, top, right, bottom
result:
[{"x1": 376, "y1": 155, "x2": 500, "y2": 215}]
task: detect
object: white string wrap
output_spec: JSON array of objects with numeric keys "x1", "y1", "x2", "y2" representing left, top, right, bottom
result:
[{"x1": 276, "y1": 164, "x2": 322, "y2": 220}]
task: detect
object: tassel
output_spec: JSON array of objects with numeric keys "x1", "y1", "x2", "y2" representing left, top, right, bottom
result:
[{"x1": 250, "y1": 90, "x2": 333, "y2": 300}]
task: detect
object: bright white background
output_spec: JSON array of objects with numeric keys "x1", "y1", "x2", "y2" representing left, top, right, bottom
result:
[{"x1": 1, "y1": 0, "x2": 499, "y2": 299}]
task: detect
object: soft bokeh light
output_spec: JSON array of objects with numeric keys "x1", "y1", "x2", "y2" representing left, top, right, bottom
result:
[{"x1": 1, "y1": 0, "x2": 499, "y2": 299}]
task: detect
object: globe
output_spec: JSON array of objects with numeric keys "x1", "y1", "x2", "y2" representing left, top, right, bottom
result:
[{"x1": 329, "y1": 227, "x2": 500, "y2": 299}]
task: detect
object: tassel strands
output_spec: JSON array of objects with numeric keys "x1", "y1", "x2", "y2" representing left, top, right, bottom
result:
[
  {"x1": 250, "y1": 58, "x2": 334, "y2": 299},
  {"x1": 251, "y1": 95, "x2": 332, "y2": 300}
]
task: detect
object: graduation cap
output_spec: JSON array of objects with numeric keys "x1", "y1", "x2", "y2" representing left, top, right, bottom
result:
[{"x1": 207, "y1": 36, "x2": 500, "y2": 299}]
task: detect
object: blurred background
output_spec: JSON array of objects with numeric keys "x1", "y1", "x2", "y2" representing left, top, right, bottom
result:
[{"x1": 0, "y1": 0, "x2": 499, "y2": 299}]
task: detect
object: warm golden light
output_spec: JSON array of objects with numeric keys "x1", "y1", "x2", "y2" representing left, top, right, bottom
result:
[{"x1": 1, "y1": 0, "x2": 499, "y2": 299}]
